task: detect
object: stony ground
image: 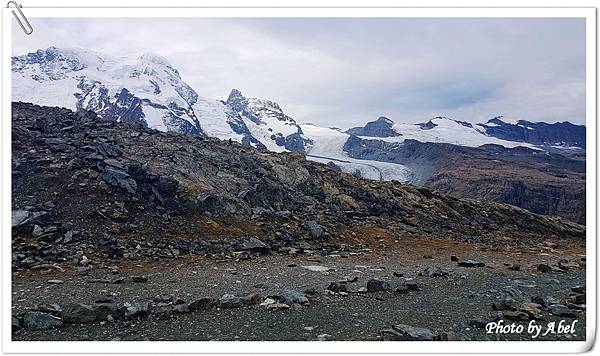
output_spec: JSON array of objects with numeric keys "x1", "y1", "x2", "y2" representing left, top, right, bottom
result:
[{"x1": 12, "y1": 237, "x2": 586, "y2": 342}]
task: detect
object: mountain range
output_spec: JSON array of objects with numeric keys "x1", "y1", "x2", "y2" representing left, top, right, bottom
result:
[{"x1": 11, "y1": 47, "x2": 586, "y2": 223}]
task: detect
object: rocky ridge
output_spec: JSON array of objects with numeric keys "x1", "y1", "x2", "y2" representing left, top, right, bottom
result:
[{"x1": 11, "y1": 102, "x2": 585, "y2": 271}]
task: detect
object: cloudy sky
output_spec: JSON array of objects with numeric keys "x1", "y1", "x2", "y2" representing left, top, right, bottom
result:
[{"x1": 13, "y1": 17, "x2": 586, "y2": 127}]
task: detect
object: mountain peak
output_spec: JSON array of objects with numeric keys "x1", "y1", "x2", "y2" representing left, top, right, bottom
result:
[{"x1": 346, "y1": 116, "x2": 400, "y2": 138}]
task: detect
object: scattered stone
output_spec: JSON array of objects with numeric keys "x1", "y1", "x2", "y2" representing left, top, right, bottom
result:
[
  {"x1": 536, "y1": 264, "x2": 552, "y2": 273},
  {"x1": 381, "y1": 324, "x2": 434, "y2": 341},
  {"x1": 62, "y1": 303, "x2": 96, "y2": 324},
  {"x1": 567, "y1": 293, "x2": 585, "y2": 305},
  {"x1": 269, "y1": 290, "x2": 309, "y2": 305},
  {"x1": 302, "y1": 265, "x2": 330, "y2": 273},
  {"x1": 317, "y1": 333, "x2": 332, "y2": 341},
  {"x1": 218, "y1": 294, "x2": 243, "y2": 309},
  {"x1": 367, "y1": 279, "x2": 391, "y2": 292},
  {"x1": 503, "y1": 310, "x2": 529, "y2": 321},
  {"x1": 236, "y1": 237, "x2": 269, "y2": 253},
  {"x1": 358, "y1": 287, "x2": 368, "y2": 293},
  {"x1": 549, "y1": 304, "x2": 579, "y2": 318},
  {"x1": 421, "y1": 266, "x2": 449, "y2": 278},
  {"x1": 395, "y1": 282, "x2": 423, "y2": 294},
  {"x1": 266, "y1": 302, "x2": 291, "y2": 310},
  {"x1": 519, "y1": 303, "x2": 543, "y2": 319},
  {"x1": 493, "y1": 297, "x2": 520, "y2": 311},
  {"x1": 123, "y1": 301, "x2": 149, "y2": 319},
  {"x1": 47, "y1": 279, "x2": 63, "y2": 284},
  {"x1": 92, "y1": 303, "x2": 117, "y2": 321},
  {"x1": 12, "y1": 316, "x2": 22, "y2": 332},
  {"x1": 532, "y1": 295, "x2": 560, "y2": 308},
  {"x1": 188, "y1": 297, "x2": 216, "y2": 311},
  {"x1": 131, "y1": 276, "x2": 148, "y2": 283},
  {"x1": 32, "y1": 225, "x2": 44, "y2": 238},
  {"x1": 508, "y1": 264, "x2": 521, "y2": 271},
  {"x1": 23, "y1": 311, "x2": 63, "y2": 330},
  {"x1": 326, "y1": 282, "x2": 348, "y2": 293},
  {"x1": 392, "y1": 272, "x2": 404, "y2": 277},
  {"x1": 458, "y1": 260, "x2": 485, "y2": 268},
  {"x1": 571, "y1": 286, "x2": 585, "y2": 294},
  {"x1": 242, "y1": 292, "x2": 263, "y2": 305},
  {"x1": 154, "y1": 303, "x2": 173, "y2": 320},
  {"x1": 304, "y1": 220, "x2": 324, "y2": 238},
  {"x1": 469, "y1": 315, "x2": 501, "y2": 328}
]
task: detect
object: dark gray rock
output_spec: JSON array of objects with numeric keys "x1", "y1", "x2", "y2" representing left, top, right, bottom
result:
[
  {"x1": 218, "y1": 294, "x2": 243, "y2": 309},
  {"x1": 102, "y1": 167, "x2": 137, "y2": 194},
  {"x1": 326, "y1": 282, "x2": 348, "y2": 293},
  {"x1": 458, "y1": 260, "x2": 485, "y2": 268},
  {"x1": 532, "y1": 295, "x2": 560, "y2": 308},
  {"x1": 12, "y1": 316, "x2": 22, "y2": 332},
  {"x1": 62, "y1": 303, "x2": 96, "y2": 324},
  {"x1": 537, "y1": 264, "x2": 552, "y2": 273},
  {"x1": 23, "y1": 311, "x2": 62, "y2": 330},
  {"x1": 92, "y1": 303, "x2": 117, "y2": 321},
  {"x1": 235, "y1": 237, "x2": 269, "y2": 253},
  {"x1": 131, "y1": 275, "x2": 148, "y2": 283},
  {"x1": 123, "y1": 301, "x2": 149, "y2": 319},
  {"x1": 304, "y1": 220, "x2": 324, "y2": 238},
  {"x1": 549, "y1": 304, "x2": 579, "y2": 318},
  {"x1": 268, "y1": 290, "x2": 309, "y2": 305},
  {"x1": 367, "y1": 279, "x2": 391, "y2": 292},
  {"x1": 421, "y1": 266, "x2": 449, "y2": 278},
  {"x1": 189, "y1": 297, "x2": 217, "y2": 311},
  {"x1": 381, "y1": 324, "x2": 434, "y2": 341}
]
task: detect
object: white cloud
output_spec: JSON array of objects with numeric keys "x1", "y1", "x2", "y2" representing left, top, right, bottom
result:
[{"x1": 12, "y1": 17, "x2": 586, "y2": 127}]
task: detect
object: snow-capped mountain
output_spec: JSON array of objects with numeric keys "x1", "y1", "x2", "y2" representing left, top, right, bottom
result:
[
  {"x1": 477, "y1": 116, "x2": 586, "y2": 148},
  {"x1": 346, "y1": 115, "x2": 585, "y2": 149},
  {"x1": 12, "y1": 47, "x2": 311, "y2": 153}
]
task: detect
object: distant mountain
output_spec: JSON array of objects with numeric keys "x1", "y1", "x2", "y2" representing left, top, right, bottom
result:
[
  {"x1": 12, "y1": 47, "x2": 311, "y2": 153},
  {"x1": 346, "y1": 116, "x2": 400, "y2": 137},
  {"x1": 477, "y1": 116, "x2": 586, "y2": 148}
]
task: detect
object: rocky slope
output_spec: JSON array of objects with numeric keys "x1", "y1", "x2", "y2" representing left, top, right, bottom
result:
[
  {"x1": 11, "y1": 102, "x2": 585, "y2": 270},
  {"x1": 344, "y1": 136, "x2": 586, "y2": 224},
  {"x1": 477, "y1": 116, "x2": 586, "y2": 148}
]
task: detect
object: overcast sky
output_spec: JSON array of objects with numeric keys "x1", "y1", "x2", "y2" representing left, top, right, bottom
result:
[{"x1": 13, "y1": 17, "x2": 586, "y2": 127}]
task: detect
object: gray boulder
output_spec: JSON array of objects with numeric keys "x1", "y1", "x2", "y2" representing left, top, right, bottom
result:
[
  {"x1": 23, "y1": 311, "x2": 62, "y2": 330},
  {"x1": 62, "y1": 303, "x2": 96, "y2": 324},
  {"x1": 381, "y1": 324, "x2": 434, "y2": 341}
]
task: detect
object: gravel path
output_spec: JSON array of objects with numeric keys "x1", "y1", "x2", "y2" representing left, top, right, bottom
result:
[{"x1": 12, "y1": 239, "x2": 586, "y2": 341}]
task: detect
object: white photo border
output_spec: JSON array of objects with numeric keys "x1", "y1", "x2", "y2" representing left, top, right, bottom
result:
[{"x1": 1, "y1": 3, "x2": 596, "y2": 354}]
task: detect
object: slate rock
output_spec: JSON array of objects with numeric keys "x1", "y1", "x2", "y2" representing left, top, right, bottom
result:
[
  {"x1": 304, "y1": 220, "x2": 324, "y2": 238},
  {"x1": 62, "y1": 303, "x2": 96, "y2": 324},
  {"x1": 23, "y1": 311, "x2": 63, "y2": 330},
  {"x1": 549, "y1": 304, "x2": 579, "y2": 318},
  {"x1": 92, "y1": 303, "x2": 117, "y2": 321},
  {"x1": 381, "y1": 324, "x2": 434, "y2": 341},
  {"x1": 537, "y1": 264, "x2": 552, "y2": 273},
  {"x1": 458, "y1": 260, "x2": 485, "y2": 268},
  {"x1": 218, "y1": 294, "x2": 243, "y2": 309},
  {"x1": 12, "y1": 316, "x2": 22, "y2": 332},
  {"x1": 189, "y1": 297, "x2": 217, "y2": 311},
  {"x1": 326, "y1": 282, "x2": 348, "y2": 293},
  {"x1": 268, "y1": 290, "x2": 309, "y2": 305},
  {"x1": 367, "y1": 279, "x2": 391, "y2": 292},
  {"x1": 123, "y1": 301, "x2": 149, "y2": 319}
]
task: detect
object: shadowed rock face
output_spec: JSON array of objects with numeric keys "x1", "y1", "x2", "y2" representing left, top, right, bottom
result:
[
  {"x1": 11, "y1": 102, "x2": 584, "y2": 269},
  {"x1": 343, "y1": 136, "x2": 586, "y2": 224},
  {"x1": 478, "y1": 117, "x2": 586, "y2": 148}
]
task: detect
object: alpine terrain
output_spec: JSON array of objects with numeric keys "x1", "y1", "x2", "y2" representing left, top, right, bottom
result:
[{"x1": 11, "y1": 47, "x2": 587, "y2": 342}]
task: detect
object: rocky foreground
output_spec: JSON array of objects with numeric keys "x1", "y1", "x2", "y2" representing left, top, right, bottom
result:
[{"x1": 11, "y1": 102, "x2": 586, "y2": 341}]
